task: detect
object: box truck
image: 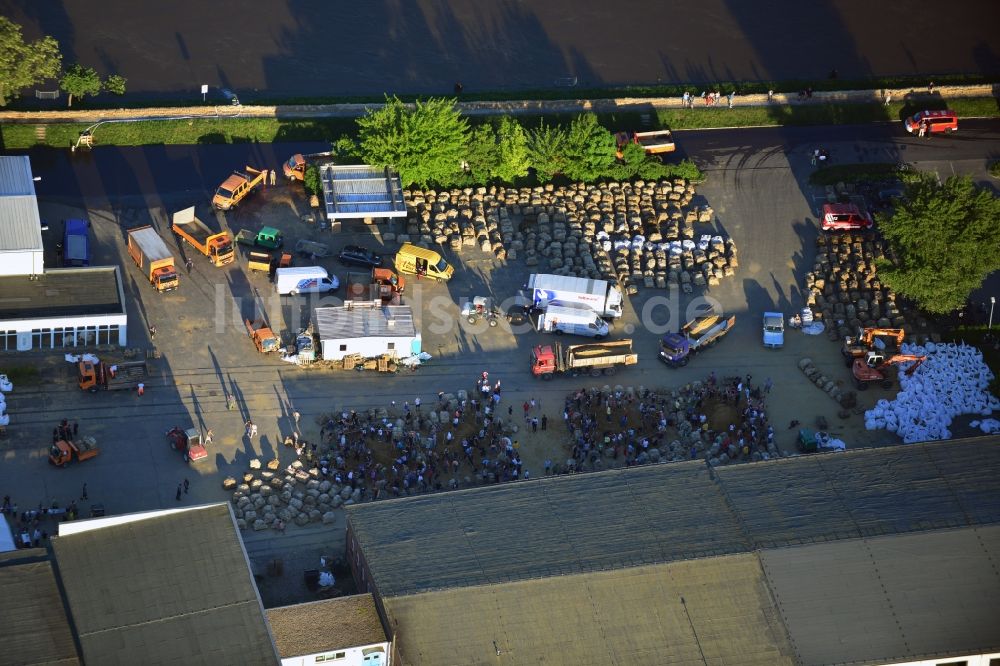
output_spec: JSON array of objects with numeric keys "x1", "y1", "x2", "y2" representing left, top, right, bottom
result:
[
  {"x1": 127, "y1": 226, "x2": 179, "y2": 292},
  {"x1": 525, "y1": 274, "x2": 623, "y2": 319},
  {"x1": 275, "y1": 266, "x2": 339, "y2": 295},
  {"x1": 62, "y1": 218, "x2": 90, "y2": 267},
  {"x1": 536, "y1": 304, "x2": 609, "y2": 339}
]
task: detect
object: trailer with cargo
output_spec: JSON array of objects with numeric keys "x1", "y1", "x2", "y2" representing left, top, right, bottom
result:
[
  {"x1": 530, "y1": 339, "x2": 637, "y2": 379},
  {"x1": 524, "y1": 273, "x2": 623, "y2": 319},
  {"x1": 127, "y1": 226, "x2": 179, "y2": 292}
]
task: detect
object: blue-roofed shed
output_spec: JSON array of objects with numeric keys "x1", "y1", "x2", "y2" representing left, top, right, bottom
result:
[{"x1": 319, "y1": 164, "x2": 407, "y2": 222}]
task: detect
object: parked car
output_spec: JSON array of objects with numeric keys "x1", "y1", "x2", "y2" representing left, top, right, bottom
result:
[
  {"x1": 338, "y1": 245, "x2": 383, "y2": 268},
  {"x1": 821, "y1": 203, "x2": 873, "y2": 231},
  {"x1": 903, "y1": 109, "x2": 958, "y2": 135}
]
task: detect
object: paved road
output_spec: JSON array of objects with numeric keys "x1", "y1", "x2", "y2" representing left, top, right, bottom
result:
[
  {"x1": 3, "y1": 0, "x2": 999, "y2": 100},
  {"x1": 10, "y1": 120, "x2": 1000, "y2": 202}
]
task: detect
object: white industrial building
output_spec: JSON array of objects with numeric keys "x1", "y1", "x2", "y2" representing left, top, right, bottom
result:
[
  {"x1": 0, "y1": 155, "x2": 128, "y2": 351},
  {"x1": 0, "y1": 155, "x2": 44, "y2": 276},
  {"x1": 314, "y1": 302, "x2": 419, "y2": 361}
]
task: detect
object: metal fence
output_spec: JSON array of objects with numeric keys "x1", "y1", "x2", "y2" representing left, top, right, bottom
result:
[{"x1": 35, "y1": 89, "x2": 60, "y2": 100}]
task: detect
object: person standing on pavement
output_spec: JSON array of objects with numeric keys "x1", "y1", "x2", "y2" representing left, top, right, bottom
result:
[
  {"x1": 148, "y1": 324, "x2": 156, "y2": 340},
  {"x1": 270, "y1": 169, "x2": 277, "y2": 186},
  {"x1": 183, "y1": 478, "x2": 189, "y2": 494},
  {"x1": 185, "y1": 258, "x2": 194, "y2": 274},
  {"x1": 175, "y1": 484, "x2": 182, "y2": 501},
  {"x1": 80, "y1": 483, "x2": 88, "y2": 500}
]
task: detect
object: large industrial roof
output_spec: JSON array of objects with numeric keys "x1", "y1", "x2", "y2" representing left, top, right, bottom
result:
[
  {"x1": 347, "y1": 461, "x2": 746, "y2": 597},
  {"x1": 52, "y1": 504, "x2": 278, "y2": 665},
  {"x1": 348, "y1": 438, "x2": 1000, "y2": 597},
  {"x1": 715, "y1": 436, "x2": 1000, "y2": 546},
  {"x1": 762, "y1": 525, "x2": 1000, "y2": 665},
  {"x1": 348, "y1": 437, "x2": 1000, "y2": 665},
  {"x1": 319, "y1": 164, "x2": 407, "y2": 220},
  {"x1": 0, "y1": 551, "x2": 79, "y2": 665},
  {"x1": 0, "y1": 155, "x2": 43, "y2": 253},
  {"x1": 0, "y1": 266, "x2": 125, "y2": 320},
  {"x1": 314, "y1": 303, "x2": 416, "y2": 341},
  {"x1": 385, "y1": 555, "x2": 797, "y2": 666},
  {"x1": 267, "y1": 594, "x2": 388, "y2": 657}
]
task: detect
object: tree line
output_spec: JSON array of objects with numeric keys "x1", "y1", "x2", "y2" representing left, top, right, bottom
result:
[
  {"x1": 334, "y1": 96, "x2": 701, "y2": 189},
  {"x1": 0, "y1": 17, "x2": 126, "y2": 107}
]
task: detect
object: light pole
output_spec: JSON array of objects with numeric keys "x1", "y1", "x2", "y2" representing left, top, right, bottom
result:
[{"x1": 990, "y1": 296, "x2": 996, "y2": 331}]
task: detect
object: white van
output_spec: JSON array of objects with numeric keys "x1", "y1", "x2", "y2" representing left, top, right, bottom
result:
[
  {"x1": 275, "y1": 266, "x2": 339, "y2": 295},
  {"x1": 536, "y1": 304, "x2": 610, "y2": 339}
]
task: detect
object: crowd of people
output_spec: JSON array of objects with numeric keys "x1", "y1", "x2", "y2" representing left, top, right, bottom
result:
[
  {"x1": 560, "y1": 373, "x2": 776, "y2": 472},
  {"x1": 286, "y1": 373, "x2": 546, "y2": 500},
  {"x1": 256, "y1": 372, "x2": 778, "y2": 506}
]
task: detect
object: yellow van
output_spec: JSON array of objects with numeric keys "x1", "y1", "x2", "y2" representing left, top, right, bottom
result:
[{"x1": 394, "y1": 243, "x2": 454, "y2": 282}]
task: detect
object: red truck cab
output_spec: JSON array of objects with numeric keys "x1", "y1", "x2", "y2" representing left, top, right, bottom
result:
[
  {"x1": 821, "y1": 203, "x2": 873, "y2": 231},
  {"x1": 531, "y1": 345, "x2": 556, "y2": 377},
  {"x1": 904, "y1": 109, "x2": 957, "y2": 135}
]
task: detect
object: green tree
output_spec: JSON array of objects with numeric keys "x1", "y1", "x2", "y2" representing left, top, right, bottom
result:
[
  {"x1": 876, "y1": 175, "x2": 1000, "y2": 314},
  {"x1": 60, "y1": 64, "x2": 101, "y2": 107},
  {"x1": 463, "y1": 124, "x2": 499, "y2": 185},
  {"x1": 562, "y1": 113, "x2": 616, "y2": 182},
  {"x1": 493, "y1": 116, "x2": 530, "y2": 182},
  {"x1": 0, "y1": 17, "x2": 62, "y2": 107},
  {"x1": 356, "y1": 96, "x2": 469, "y2": 187},
  {"x1": 102, "y1": 74, "x2": 127, "y2": 96},
  {"x1": 526, "y1": 122, "x2": 568, "y2": 182},
  {"x1": 303, "y1": 165, "x2": 321, "y2": 196},
  {"x1": 331, "y1": 135, "x2": 360, "y2": 163}
]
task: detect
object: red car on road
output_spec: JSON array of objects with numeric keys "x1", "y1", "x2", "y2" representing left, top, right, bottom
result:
[
  {"x1": 904, "y1": 109, "x2": 958, "y2": 135},
  {"x1": 821, "y1": 203, "x2": 873, "y2": 231}
]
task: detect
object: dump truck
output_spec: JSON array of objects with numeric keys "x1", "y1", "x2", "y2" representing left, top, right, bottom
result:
[
  {"x1": 659, "y1": 313, "x2": 736, "y2": 367},
  {"x1": 530, "y1": 339, "x2": 637, "y2": 380},
  {"x1": 127, "y1": 226, "x2": 179, "y2": 292},
  {"x1": 245, "y1": 317, "x2": 281, "y2": 353},
  {"x1": 212, "y1": 166, "x2": 266, "y2": 210},
  {"x1": 235, "y1": 226, "x2": 284, "y2": 250},
  {"x1": 78, "y1": 360, "x2": 148, "y2": 392},
  {"x1": 346, "y1": 268, "x2": 404, "y2": 304},
  {"x1": 615, "y1": 129, "x2": 676, "y2": 157},
  {"x1": 171, "y1": 207, "x2": 235, "y2": 267},
  {"x1": 49, "y1": 437, "x2": 100, "y2": 466}
]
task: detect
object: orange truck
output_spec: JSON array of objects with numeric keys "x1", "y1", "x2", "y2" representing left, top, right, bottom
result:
[
  {"x1": 282, "y1": 152, "x2": 331, "y2": 181},
  {"x1": 212, "y1": 166, "x2": 266, "y2": 210},
  {"x1": 245, "y1": 317, "x2": 281, "y2": 353},
  {"x1": 171, "y1": 207, "x2": 235, "y2": 267},
  {"x1": 49, "y1": 437, "x2": 100, "y2": 466},
  {"x1": 127, "y1": 226, "x2": 179, "y2": 292}
]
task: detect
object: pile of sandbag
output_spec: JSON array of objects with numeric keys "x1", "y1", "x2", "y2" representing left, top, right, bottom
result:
[{"x1": 864, "y1": 342, "x2": 998, "y2": 443}]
